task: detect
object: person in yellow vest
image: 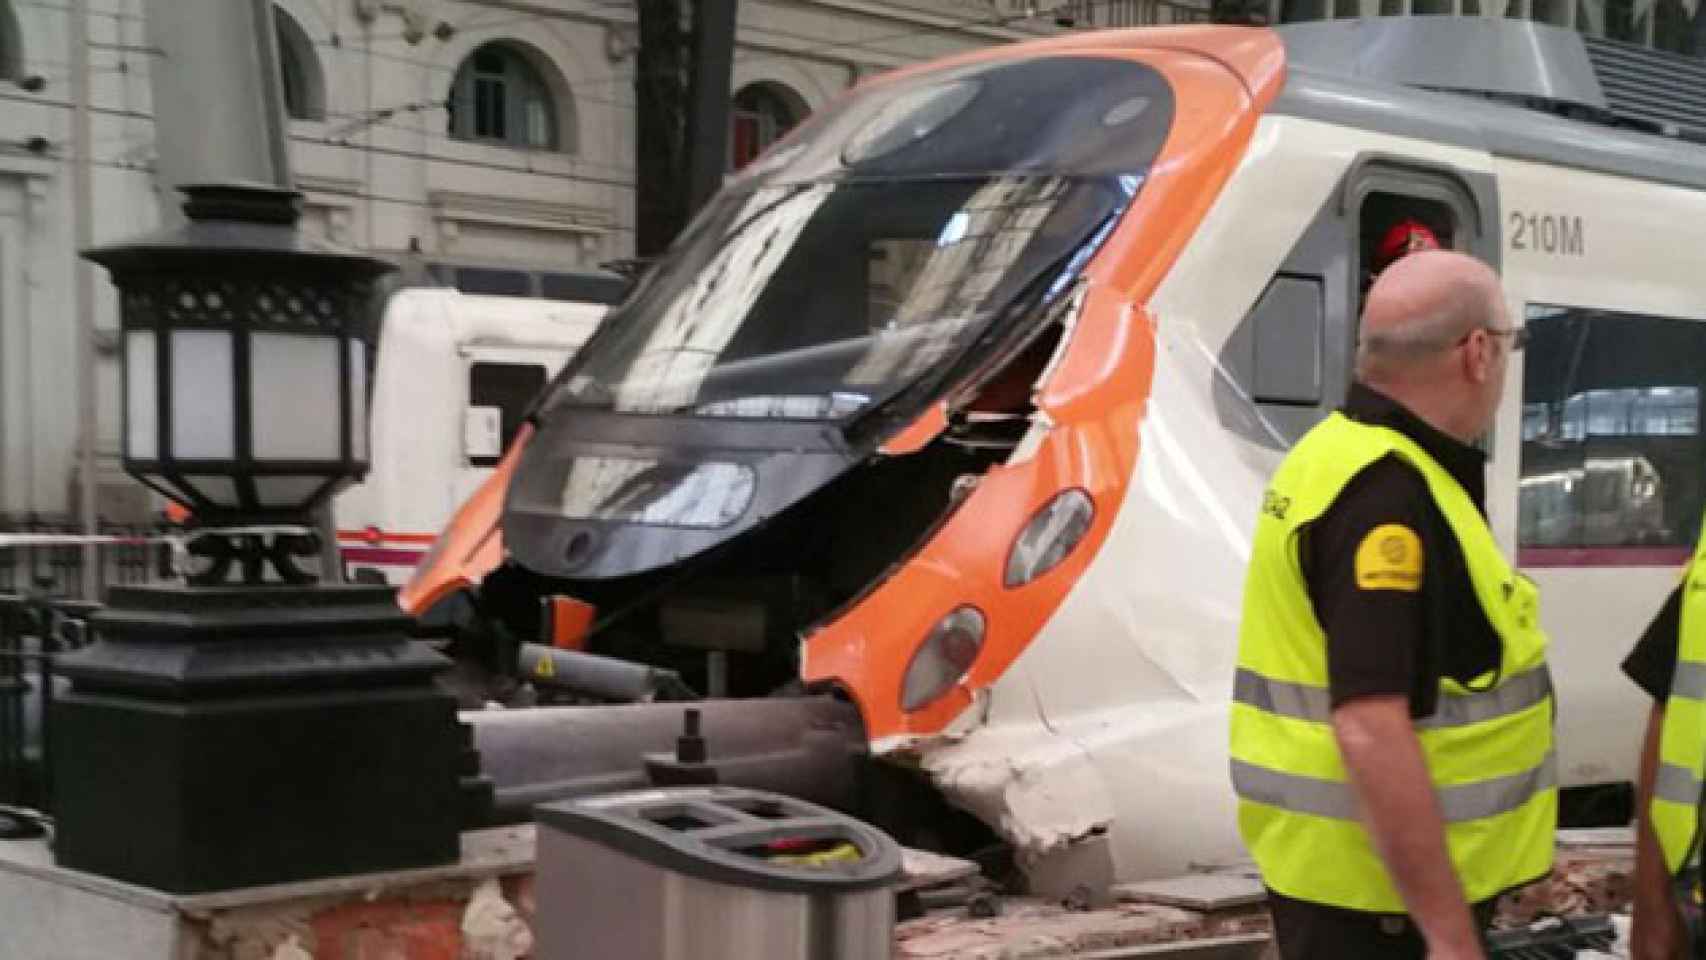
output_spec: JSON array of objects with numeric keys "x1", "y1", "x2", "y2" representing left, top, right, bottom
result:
[
  {"x1": 1230, "y1": 250, "x2": 1554, "y2": 960},
  {"x1": 1626, "y1": 543, "x2": 1706, "y2": 959}
]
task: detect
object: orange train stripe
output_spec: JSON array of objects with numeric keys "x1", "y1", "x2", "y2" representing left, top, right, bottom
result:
[{"x1": 396, "y1": 424, "x2": 530, "y2": 617}]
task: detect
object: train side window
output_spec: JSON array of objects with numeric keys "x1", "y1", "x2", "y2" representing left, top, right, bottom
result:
[
  {"x1": 1219, "y1": 272, "x2": 1330, "y2": 447},
  {"x1": 1246, "y1": 274, "x2": 1324, "y2": 406},
  {"x1": 1357, "y1": 192, "x2": 1457, "y2": 302},
  {"x1": 1518, "y1": 304, "x2": 1706, "y2": 566},
  {"x1": 468, "y1": 361, "x2": 548, "y2": 467},
  {"x1": 1214, "y1": 156, "x2": 1494, "y2": 450}
]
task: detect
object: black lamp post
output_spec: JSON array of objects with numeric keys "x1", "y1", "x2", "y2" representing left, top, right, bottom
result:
[{"x1": 49, "y1": 183, "x2": 469, "y2": 893}]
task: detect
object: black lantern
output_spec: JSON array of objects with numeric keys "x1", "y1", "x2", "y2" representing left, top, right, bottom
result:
[
  {"x1": 87, "y1": 183, "x2": 383, "y2": 525},
  {"x1": 46, "y1": 183, "x2": 479, "y2": 895}
]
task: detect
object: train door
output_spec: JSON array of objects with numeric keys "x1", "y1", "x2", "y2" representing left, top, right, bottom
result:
[
  {"x1": 1218, "y1": 153, "x2": 1499, "y2": 446},
  {"x1": 456, "y1": 346, "x2": 556, "y2": 506}
]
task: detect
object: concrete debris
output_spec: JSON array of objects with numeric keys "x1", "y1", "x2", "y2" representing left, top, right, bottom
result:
[
  {"x1": 199, "y1": 902, "x2": 316, "y2": 960},
  {"x1": 1023, "y1": 833, "x2": 1115, "y2": 909},
  {"x1": 268, "y1": 935, "x2": 313, "y2": 960},
  {"x1": 901, "y1": 848, "x2": 984, "y2": 893},
  {"x1": 920, "y1": 734, "x2": 1116, "y2": 863},
  {"x1": 896, "y1": 896, "x2": 1270, "y2": 958},
  {"x1": 1115, "y1": 874, "x2": 1268, "y2": 912},
  {"x1": 1494, "y1": 847, "x2": 1634, "y2": 928},
  {"x1": 460, "y1": 878, "x2": 534, "y2": 960}
]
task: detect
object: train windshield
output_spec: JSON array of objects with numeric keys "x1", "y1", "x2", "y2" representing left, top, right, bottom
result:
[{"x1": 539, "y1": 54, "x2": 1175, "y2": 424}]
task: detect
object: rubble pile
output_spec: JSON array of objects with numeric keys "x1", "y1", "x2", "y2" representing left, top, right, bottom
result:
[
  {"x1": 895, "y1": 854, "x2": 1271, "y2": 959},
  {"x1": 893, "y1": 829, "x2": 1637, "y2": 959},
  {"x1": 1494, "y1": 829, "x2": 1636, "y2": 928},
  {"x1": 895, "y1": 900, "x2": 1265, "y2": 959}
]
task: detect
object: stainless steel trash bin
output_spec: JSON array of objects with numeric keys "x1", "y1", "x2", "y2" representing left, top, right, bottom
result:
[{"x1": 535, "y1": 785, "x2": 902, "y2": 960}]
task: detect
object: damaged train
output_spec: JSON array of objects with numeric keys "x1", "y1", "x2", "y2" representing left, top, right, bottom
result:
[{"x1": 396, "y1": 20, "x2": 1706, "y2": 882}]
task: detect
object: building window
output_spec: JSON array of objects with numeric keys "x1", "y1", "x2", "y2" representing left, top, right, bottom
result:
[
  {"x1": 468, "y1": 362, "x2": 547, "y2": 466},
  {"x1": 448, "y1": 43, "x2": 560, "y2": 150},
  {"x1": 273, "y1": 6, "x2": 324, "y2": 121},
  {"x1": 730, "y1": 83, "x2": 804, "y2": 171},
  {"x1": 1518, "y1": 304, "x2": 1706, "y2": 564}
]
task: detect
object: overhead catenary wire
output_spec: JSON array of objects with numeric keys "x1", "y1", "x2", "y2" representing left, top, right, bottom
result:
[
  {"x1": 21, "y1": 0, "x2": 1109, "y2": 130},
  {"x1": 302, "y1": 0, "x2": 1102, "y2": 144},
  {"x1": 320, "y1": 0, "x2": 1085, "y2": 98},
  {"x1": 8, "y1": 2, "x2": 1151, "y2": 203}
]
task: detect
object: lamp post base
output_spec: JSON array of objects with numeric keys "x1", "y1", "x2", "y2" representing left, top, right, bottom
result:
[{"x1": 49, "y1": 584, "x2": 468, "y2": 893}]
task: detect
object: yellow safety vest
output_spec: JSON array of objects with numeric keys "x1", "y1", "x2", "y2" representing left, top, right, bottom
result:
[
  {"x1": 1651, "y1": 533, "x2": 1706, "y2": 876},
  {"x1": 1229, "y1": 412, "x2": 1556, "y2": 913}
]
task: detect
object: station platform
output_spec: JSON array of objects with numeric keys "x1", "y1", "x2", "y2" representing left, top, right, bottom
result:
[{"x1": 0, "y1": 825, "x2": 1635, "y2": 959}]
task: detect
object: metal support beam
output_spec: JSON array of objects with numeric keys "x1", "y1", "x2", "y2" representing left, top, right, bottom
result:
[
  {"x1": 635, "y1": 0, "x2": 689, "y2": 258},
  {"x1": 686, "y1": 0, "x2": 738, "y2": 217},
  {"x1": 141, "y1": 0, "x2": 291, "y2": 211},
  {"x1": 70, "y1": 0, "x2": 95, "y2": 600},
  {"x1": 465, "y1": 696, "x2": 866, "y2": 823}
]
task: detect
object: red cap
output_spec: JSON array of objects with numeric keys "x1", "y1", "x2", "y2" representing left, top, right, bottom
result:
[{"x1": 1374, "y1": 218, "x2": 1440, "y2": 272}]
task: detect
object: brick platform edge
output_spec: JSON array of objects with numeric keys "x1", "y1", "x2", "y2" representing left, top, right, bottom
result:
[{"x1": 0, "y1": 825, "x2": 538, "y2": 960}]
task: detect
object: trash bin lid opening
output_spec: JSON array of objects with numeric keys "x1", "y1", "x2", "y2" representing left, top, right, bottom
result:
[
  {"x1": 541, "y1": 787, "x2": 905, "y2": 893},
  {"x1": 637, "y1": 801, "x2": 744, "y2": 833},
  {"x1": 737, "y1": 837, "x2": 867, "y2": 867},
  {"x1": 715, "y1": 796, "x2": 795, "y2": 820}
]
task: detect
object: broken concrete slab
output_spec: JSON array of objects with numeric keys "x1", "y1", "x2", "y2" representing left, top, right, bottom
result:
[
  {"x1": 1022, "y1": 832, "x2": 1116, "y2": 908},
  {"x1": 1114, "y1": 875, "x2": 1267, "y2": 912},
  {"x1": 1558, "y1": 827, "x2": 1635, "y2": 848},
  {"x1": 902, "y1": 847, "x2": 984, "y2": 892},
  {"x1": 896, "y1": 898, "x2": 1226, "y2": 958}
]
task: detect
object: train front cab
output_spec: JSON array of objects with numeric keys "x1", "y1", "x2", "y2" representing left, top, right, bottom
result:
[{"x1": 406, "y1": 22, "x2": 1697, "y2": 883}]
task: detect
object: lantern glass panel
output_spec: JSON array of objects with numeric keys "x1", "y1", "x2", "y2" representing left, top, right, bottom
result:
[
  {"x1": 126, "y1": 330, "x2": 158, "y2": 460},
  {"x1": 184, "y1": 475, "x2": 240, "y2": 508},
  {"x1": 251, "y1": 332, "x2": 340, "y2": 461},
  {"x1": 350, "y1": 339, "x2": 368, "y2": 462},
  {"x1": 253, "y1": 475, "x2": 327, "y2": 509},
  {"x1": 171, "y1": 330, "x2": 236, "y2": 460}
]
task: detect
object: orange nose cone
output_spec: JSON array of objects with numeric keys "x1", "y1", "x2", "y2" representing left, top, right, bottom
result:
[{"x1": 396, "y1": 424, "x2": 532, "y2": 617}]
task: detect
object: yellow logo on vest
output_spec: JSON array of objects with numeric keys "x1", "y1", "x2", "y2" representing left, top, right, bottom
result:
[{"x1": 1355, "y1": 524, "x2": 1423, "y2": 592}]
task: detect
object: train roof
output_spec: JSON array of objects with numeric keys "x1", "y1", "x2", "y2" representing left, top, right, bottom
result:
[{"x1": 1273, "y1": 19, "x2": 1706, "y2": 190}]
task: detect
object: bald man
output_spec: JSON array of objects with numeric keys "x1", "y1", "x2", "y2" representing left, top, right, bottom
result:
[{"x1": 1230, "y1": 251, "x2": 1554, "y2": 960}]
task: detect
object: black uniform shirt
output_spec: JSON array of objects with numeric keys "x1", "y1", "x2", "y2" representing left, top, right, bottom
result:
[
  {"x1": 1623, "y1": 584, "x2": 1684, "y2": 702},
  {"x1": 1267, "y1": 383, "x2": 1505, "y2": 956},
  {"x1": 1303, "y1": 383, "x2": 1503, "y2": 717}
]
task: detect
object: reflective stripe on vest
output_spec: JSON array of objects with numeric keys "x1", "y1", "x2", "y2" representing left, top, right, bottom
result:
[
  {"x1": 1233, "y1": 666, "x2": 1553, "y2": 731},
  {"x1": 1652, "y1": 538, "x2": 1706, "y2": 876},
  {"x1": 1655, "y1": 762, "x2": 1702, "y2": 809},
  {"x1": 1230, "y1": 412, "x2": 1556, "y2": 913},
  {"x1": 1232, "y1": 752, "x2": 1557, "y2": 823}
]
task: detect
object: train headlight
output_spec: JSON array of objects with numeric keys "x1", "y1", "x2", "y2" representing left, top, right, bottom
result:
[
  {"x1": 1004, "y1": 489, "x2": 1095, "y2": 588},
  {"x1": 900, "y1": 606, "x2": 985, "y2": 712}
]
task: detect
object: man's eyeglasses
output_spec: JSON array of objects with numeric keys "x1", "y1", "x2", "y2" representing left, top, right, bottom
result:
[{"x1": 1456, "y1": 325, "x2": 1529, "y2": 352}]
